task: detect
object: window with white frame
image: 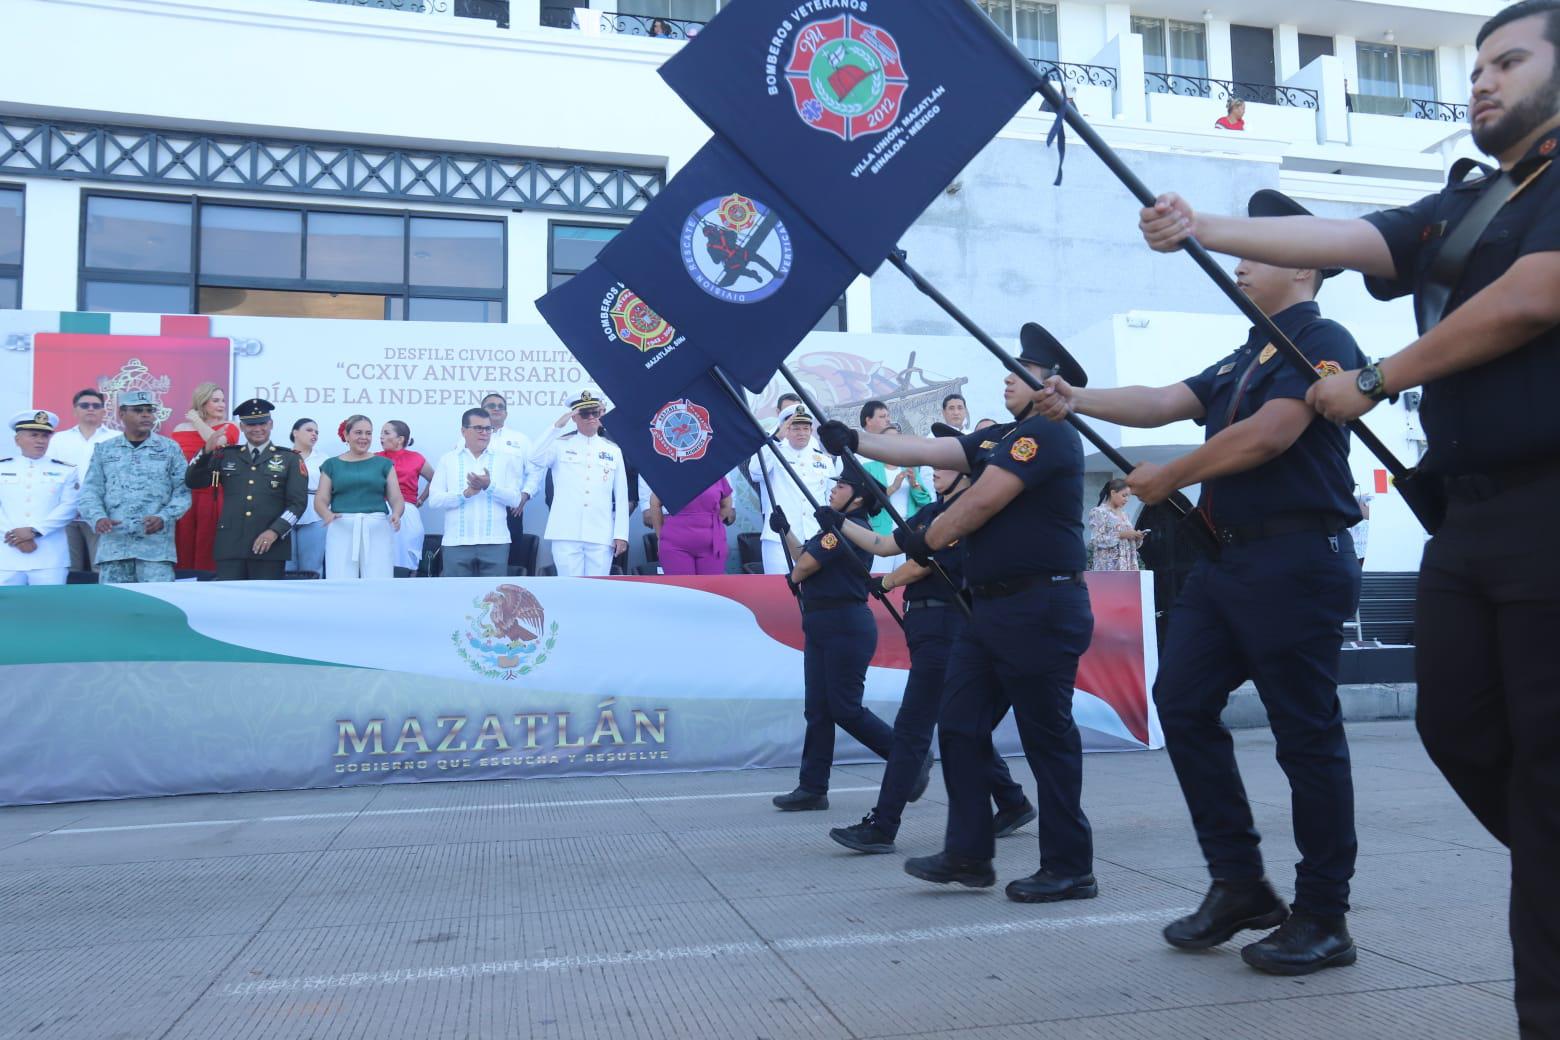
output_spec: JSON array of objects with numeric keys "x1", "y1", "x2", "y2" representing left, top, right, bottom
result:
[
  {"x1": 1134, "y1": 16, "x2": 1208, "y2": 82},
  {"x1": 978, "y1": 0, "x2": 1059, "y2": 62},
  {"x1": 0, "y1": 187, "x2": 21, "y2": 309},
  {"x1": 1356, "y1": 43, "x2": 1438, "y2": 102}
]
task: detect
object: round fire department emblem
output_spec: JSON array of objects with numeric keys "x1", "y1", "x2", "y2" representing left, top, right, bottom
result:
[
  {"x1": 604, "y1": 285, "x2": 677, "y2": 353},
  {"x1": 785, "y1": 15, "x2": 909, "y2": 142},
  {"x1": 649, "y1": 398, "x2": 715, "y2": 463},
  {"x1": 680, "y1": 193, "x2": 793, "y2": 304}
]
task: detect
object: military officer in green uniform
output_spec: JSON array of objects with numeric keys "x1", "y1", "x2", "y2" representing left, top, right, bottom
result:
[{"x1": 185, "y1": 398, "x2": 308, "y2": 581}]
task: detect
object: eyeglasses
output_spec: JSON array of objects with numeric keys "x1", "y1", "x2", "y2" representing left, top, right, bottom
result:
[
  {"x1": 76, "y1": 402, "x2": 104, "y2": 410},
  {"x1": 483, "y1": 402, "x2": 507, "y2": 411},
  {"x1": 466, "y1": 425, "x2": 493, "y2": 433},
  {"x1": 577, "y1": 410, "x2": 602, "y2": 420},
  {"x1": 125, "y1": 406, "x2": 156, "y2": 414}
]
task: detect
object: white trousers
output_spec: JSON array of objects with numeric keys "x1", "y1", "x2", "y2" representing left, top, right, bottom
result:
[
  {"x1": 0, "y1": 568, "x2": 68, "y2": 586},
  {"x1": 325, "y1": 513, "x2": 395, "y2": 580},
  {"x1": 761, "y1": 540, "x2": 791, "y2": 576},
  {"x1": 394, "y1": 502, "x2": 425, "y2": 571},
  {"x1": 552, "y1": 540, "x2": 612, "y2": 577}
]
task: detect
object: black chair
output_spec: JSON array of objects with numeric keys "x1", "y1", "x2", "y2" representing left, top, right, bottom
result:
[
  {"x1": 737, "y1": 532, "x2": 763, "y2": 572},
  {"x1": 284, "y1": 570, "x2": 321, "y2": 580},
  {"x1": 539, "y1": 564, "x2": 557, "y2": 577},
  {"x1": 420, "y1": 534, "x2": 443, "y2": 577},
  {"x1": 642, "y1": 531, "x2": 659, "y2": 564},
  {"x1": 742, "y1": 561, "x2": 765, "y2": 575},
  {"x1": 66, "y1": 569, "x2": 99, "y2": 584},
  {"x1": 636, "y1": 563, "x2": 660, "y2": 575},
  {"x1": 507, "y1": 533, "x2": 540, "y2": 577}
]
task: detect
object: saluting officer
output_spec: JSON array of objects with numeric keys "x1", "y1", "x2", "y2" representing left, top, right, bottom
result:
[
  {"x1": 824, "y1": 422, "x2": 1035, "y2": 854},
  {"x1": 1045, "y1": 190, "x2": 1366, "y2": 974},
  {"x1": 185, "y1": 398, "x2": 307, "y2": 581},
  {"x1": 749, "y1": 404, "x2": 840, "y2": 574},
  {"x1": 0, "y1": 410, "x2": 81, "y2": 587},
  {"x1": 769, "y1": 471, "x2": 895, "y2": 811},
  {"x1": 819, "y1": 333, "x2": 1096, "y2": 904},
  {"x1": 531, "y1": 390, "x2": 629, "y2": 577},
  {"x1": 1139, "y1": 2, "x2": 1560, "y2": 1020}
]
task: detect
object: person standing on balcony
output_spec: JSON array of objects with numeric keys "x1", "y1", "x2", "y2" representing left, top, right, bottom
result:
[
  {"x1": 1215, "y1": 98, "x2": 1247, "y2": 131},
  {"x1": 1139, "y1": 3, "x2": 1560, "y2": 1023}
]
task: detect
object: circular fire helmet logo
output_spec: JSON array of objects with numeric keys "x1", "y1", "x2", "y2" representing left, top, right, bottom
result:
[
  {"x1": 786, "y1": 15, "x2": 909, "y2": 142},
  {"x1": 680, "y1": 193, "x2": 793, "y2": 304},
  {"x1": 650, "y1": 398, "x2": 715, "y2": 463},
  {"x1": 604, "y1": 285, "x2": 677, "y2": 353}
]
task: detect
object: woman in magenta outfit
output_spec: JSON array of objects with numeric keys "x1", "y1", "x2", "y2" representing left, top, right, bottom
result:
[{"x1": 647, "y1": 476, "x2": 734, "y2": 575}]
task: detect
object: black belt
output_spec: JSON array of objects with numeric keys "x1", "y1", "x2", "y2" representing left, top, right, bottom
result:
[
  {"x1": 969, "y1": 572, "x2": 1084, "y2": 600},
  {"x1": 1441, "y1": 457, "x2": 1560, "y2": 504},
  {"x1": 903, "y1": 597, "x2": 958, "y2": 611},
  {"x1": 801, "y1": 596, "x2": 863, "y2": 614},
  {"x1": 1214, "y1": 512, "x2": 1348, "y2": 547}
]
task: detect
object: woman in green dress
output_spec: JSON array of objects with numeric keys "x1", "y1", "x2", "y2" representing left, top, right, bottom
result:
[{"x1": 316, "y1": 414, "x2": 404, "y2": 580}]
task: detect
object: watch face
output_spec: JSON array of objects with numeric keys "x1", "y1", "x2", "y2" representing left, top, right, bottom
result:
[{"x1": 1356, "y1": 368, "x2": 1380, "y2": 395}]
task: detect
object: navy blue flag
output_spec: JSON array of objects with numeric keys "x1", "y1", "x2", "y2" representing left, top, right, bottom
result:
[
  {"x1": 596, "y1": 136, "x2": 858, "y2": 394},
  {"x1": 602, "y1": 370, "x2": 766, "y2": 514},
  {"x1": 534, "y1": 262, "x2": 716, "y2": 424},
  {"x1": 659, "y1": 0, "x2": 1040, "y2": 273}
]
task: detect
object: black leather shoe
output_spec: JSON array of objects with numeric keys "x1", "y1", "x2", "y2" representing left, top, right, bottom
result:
[
  {"x1": 772, "y1": 787, "x2": 828, "y2": 811},
  {"x1": 1005, "y1": 869, "x2": 1098, "y2": 903},
  {"x1": 1241, "y1": 911, "x2": 1357, "y2": 975},
  {"x1": 903, "y1": 851, "x2": 995, "y2": 888},
  {"x1": 907, "y1": 752, "x2": 934, "y2": 803},
  {"x1": 1164, "y1": 879, "x2": 1289, "y2": 950},
  {"x1": 992, "y1": 800, "x2": 1037, "y2": 839},
  {"x1": 829, "y1": 811, "x2": 895, "y2": 854}
]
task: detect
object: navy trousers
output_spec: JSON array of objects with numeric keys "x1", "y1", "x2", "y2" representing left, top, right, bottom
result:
[
  {"x1": 940, "y1": 582, "x2": 1094, "y2": 872},
  {"x1": 1154, "y1": 529, "x2": 1359, "y2": 916},
  {"x1": 798, "y1": 604, "x2": 894, "y2": 794},
  {"x1": 874, "y1": 604, "x2": 1027, "y2": 834}
]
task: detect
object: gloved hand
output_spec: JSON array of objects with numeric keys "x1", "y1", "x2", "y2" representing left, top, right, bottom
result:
[
  {"x1": 813, "y1": 505, "x2": 844, "y2": 532},
  {"x1": 784, "y1": 575, "x2": 800, "y2": 598},
  {"x1": 817, "y1": 419, "x2": 858, "y2": 457},
  {"x1": 893, "y1": 525, "x2": 933, "y2": 566},
  {"x1": 868, "y1": 575, "x2": 887, "y2": 598},
  {"x1": 769, "y1": 508, "x2": 791, "y2": 537}
]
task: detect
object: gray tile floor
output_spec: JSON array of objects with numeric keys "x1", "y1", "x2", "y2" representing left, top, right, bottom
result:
[{"x1": 0, "y1": 721, "x2": 1516, "y2": 1039}]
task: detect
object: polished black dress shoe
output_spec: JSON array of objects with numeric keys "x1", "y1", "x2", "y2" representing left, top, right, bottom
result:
[
  {"x1": 907, "y1": 752, "x2": 934, "y2": 803},
  {"x1": 1164, "y1": 879, "x2": 1289, "y2": 950},
  {"x1": 903, "y1": 851, "x2": 996, "y2": 888},
  {"x1": 829, "y1": 811, "x2": 895, "y2": 854},
  {"x1": 772, "y1": 787, "x2": 828, "y2": 811},
  {"x1": 992, "y1": 800, "x2": 1037, "y2": 839},
  {"x1": 1005, "y1": 869, "x2": 1098, "y2": 903},
  {"x1": 1241, "y1": 911, "x2": 1357, "y2": 975}
]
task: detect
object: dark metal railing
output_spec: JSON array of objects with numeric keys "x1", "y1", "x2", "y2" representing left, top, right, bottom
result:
[
  {"x1": 1030, "y1": 59, "x2": 1119, "y2": 91},
  {"x1": 312, "y1": 0, "x2": 449, "y2": 14},
  {"x1": 1408, "y1": 98, "x2": 1469, "y2": 122},
  {"x1": 539, "y1": 6, "x2": 706, "y2": 39},
  {"x1": 1144, "y1": 71, "x2": 1319, "y2": 110}
]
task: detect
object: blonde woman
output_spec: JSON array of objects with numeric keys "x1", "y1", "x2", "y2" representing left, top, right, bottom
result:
[
  {"x1": 170, "y1": 382, "x2": 238, "y2": 571},
  {"x1": 317, "y1": 415, "x2": 403, "y2": 579}
]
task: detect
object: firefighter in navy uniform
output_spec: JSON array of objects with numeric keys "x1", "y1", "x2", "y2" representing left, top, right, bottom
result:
[
  {"x1": 770, "y1": 471, "x2": 896, "y2": 811},
  {"x1": 185, "y1": 398, "x2": 308, "y2": 581},
  {"x1": 1043, "y1": 190, "x2": 1366, "y2": 974},
  {"x1": 823, "y1": 422, "x2": 1035, "y2": 854},
  {"x1": 819, "y1": 331, "x2": 1096, "y2": 903}
]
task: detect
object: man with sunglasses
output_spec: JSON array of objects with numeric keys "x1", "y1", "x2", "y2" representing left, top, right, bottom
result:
[
  {"x1": 530, "y1": 390, "x2": 628, "y2": 577},
  {"x1": 475, "y1": 393, "x2": 544, "y2": 570},
  {"x1": 50, "y1": 389, "x2": 121, "y2": 573}
]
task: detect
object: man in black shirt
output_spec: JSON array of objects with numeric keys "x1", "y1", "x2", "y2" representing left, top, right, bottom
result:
[{"x1": 1138, "y1": 1, "x2": 1560, "y2": 1026}]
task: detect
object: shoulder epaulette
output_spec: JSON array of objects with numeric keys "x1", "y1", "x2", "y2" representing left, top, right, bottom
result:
[
  {"x1": 0, "y1": 457, "x2": 12, "y2": 463},
  {"x1": 49, "y1": 458, "x2": 70, "y2": 466},
  {"x1": 1449, "y1": 157, "x2": 1495, "y2": 186}
]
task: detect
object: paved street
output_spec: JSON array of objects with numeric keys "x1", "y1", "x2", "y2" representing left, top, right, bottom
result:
[{"x1": 0, "y1": 720, "x2": 1515, "y2": 1039}]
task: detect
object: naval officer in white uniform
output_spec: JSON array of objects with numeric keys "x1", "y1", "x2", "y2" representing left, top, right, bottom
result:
[
  {"x1": 748, "y1": 404, "x2": 840, "y2": 575},
  {"x1": 0, "y1": 410, "x2": 82, "y2": 587},
  {"x1": 531, "y1": 390, "x2": 629, "y2": 577}
]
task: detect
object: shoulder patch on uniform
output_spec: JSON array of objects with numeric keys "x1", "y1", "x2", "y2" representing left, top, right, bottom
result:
[
  {"x1": 821, "y1": 532, "x2": 839, "y2": 550},
  {"x1": 1009, "y1": 437, "x2": 1038, "y2": 463},
  {"x1": 1314, "y1": 360, "x2": 1343, "y2": 377}
]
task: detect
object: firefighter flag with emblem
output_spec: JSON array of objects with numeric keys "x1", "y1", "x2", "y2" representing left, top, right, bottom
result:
[{"x1": 658, "y1": 0, "x2": 1040, "y2": 273}]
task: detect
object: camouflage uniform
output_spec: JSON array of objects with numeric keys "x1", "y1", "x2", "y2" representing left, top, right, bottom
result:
[{"x1": 78, "y1": 433, "x2": 191, "y2": 584}]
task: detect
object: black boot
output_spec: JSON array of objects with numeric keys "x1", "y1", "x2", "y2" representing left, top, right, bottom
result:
[
  {"x1": 772, "y1": 787, "x2": 828, "y2": 811},
  {"x1": 1005, "y1": 869, "x2": 1098, "y2": 903},
  {"x1": 1241, "y1": 911, "x2": 1357, "y2": 975},
  {"x1": 903, "y1": 851, "x2": 995, "y2": 888},
  {"x1": 829, "y1": 811, "x2": 896, "y2": 854},
  {"x1": 907, "y1": 752, "x2": 934, "y2": 803},
  {"x1": 1163, "y1": 879, "x2": 1289, "y2": 950},
  {"x1": 992, "y1": 799, "x2": 1037, "y2": 839}
]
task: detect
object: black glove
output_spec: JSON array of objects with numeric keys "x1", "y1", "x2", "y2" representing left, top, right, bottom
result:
[
  {"x1": 784, "y1": 575, "x2": 800, "y2": 598},
  {"x1": 768, "y1": 508, "x2": 791, "y2": 537},
  {"x1": 894, "y1": 525, "x2": 933, "y2": 566},
  {"x1": 817, "y1": 419, "x2": 858, "y2": 457},
  {"x1": 813, "y1": 505, "x2": 844, "y2": 532},
  {"x1": 868, "y1": 575, "x2": 887, "y2": 598}
]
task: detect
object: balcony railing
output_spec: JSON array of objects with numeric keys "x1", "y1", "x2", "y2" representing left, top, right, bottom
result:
[
  {"x1": 311, "y1": 0, "x2": 511, "y2": 25},
  {"x1": 540, "y1": 7, "x2": 706, "y2": 39},
  {"x1": 313, "y1": 0, "x2": 449, "y2": 14},
  {"x1": 1030, "y1": 59, "x2": 1119, "y2": 92},
  {"x1": 1145, "y1": 72, "x2": 1319, "y2": 110},
  {"x1": 1408, "y1": 98, "x2": 1470, "y2": 123}
]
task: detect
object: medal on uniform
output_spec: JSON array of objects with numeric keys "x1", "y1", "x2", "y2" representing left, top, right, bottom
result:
[
  {"x1": 1217, "y1": 362, "x2": 1236, "y2": 376},
  {"x1": 1258, "y1": 345, "x2": 1277, "y2": 365}
]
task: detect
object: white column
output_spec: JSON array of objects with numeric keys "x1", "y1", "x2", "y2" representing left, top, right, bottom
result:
[
  {"x1": 1335, "y1": 34, "x2": 1359, "y2": 96},
  {"x1": 19, "y1": 179, "x2": 79, "y2": 313},
  {"x1": 846, "y1": 272, "x2": 873, "y2": 334},
  {"x1": 1095, "y1": 32, "x2": 1145, "y2": 122},
  {"x1": 1057, "y1": 0, "x2": 1107, "y2": 65},
  {"x1": 1286, "y1": 53, "x2": 1349, "y2": 145},
  {"x1": 1436, "y1": 45, "x2": 1467, "y2": 106},
  {"x1": 1276, "y1": 24, "x2": 1301, "y2": 81},
  {"x1": 1103, "y1": 3, "x2": 1132, "y2": 42},
  {"x1": 1207, "y1": 18, "x2": 1233, "y2": 82}
]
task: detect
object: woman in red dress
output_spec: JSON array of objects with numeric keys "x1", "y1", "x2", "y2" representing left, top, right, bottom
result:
[
  {"x1": 169, "y1": 382, "x2": 238, "y2": 572},
  {"x1": 378, "y1": 420, "x2": 433, "y2": 575}
]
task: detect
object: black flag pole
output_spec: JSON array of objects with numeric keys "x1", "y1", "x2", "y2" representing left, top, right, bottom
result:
[
  {"x1": 776, "y1": 363, "x2": 974, "y2": 620},
  {"x1": 711, "y1": 366, "x2": 907, "y2": 632},
  {"x1": 1029, "y1": 76, "x2": 1441, "y2": 532}
]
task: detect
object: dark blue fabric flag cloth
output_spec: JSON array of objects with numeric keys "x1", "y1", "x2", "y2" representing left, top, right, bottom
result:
[
  {"x1": 659, "y1": 0, "x2": 1040, "y2": 273},
  {"x1": 534, "y1": 262, "x2": 717, "y2": 425},
  {"x1": 596, "y1": 136, "x2": 858, "y2": 395},
  {"x1": 601, "y1": 370, "x2": 767, "y2": 514}
]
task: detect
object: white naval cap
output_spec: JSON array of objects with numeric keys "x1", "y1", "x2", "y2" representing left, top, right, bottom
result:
[{"x1": 10, "y1": 409, "x2": 59, "y2": 433}]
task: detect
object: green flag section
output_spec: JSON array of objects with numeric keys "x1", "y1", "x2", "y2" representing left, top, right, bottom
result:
[{"x1": 0, "y1": 585, "x2": 345, "y2": 668}]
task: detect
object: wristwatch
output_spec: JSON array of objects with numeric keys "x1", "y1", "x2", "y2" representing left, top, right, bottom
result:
[{"x1": 1355, "y1": 363, "x2": 1388, "y2": 401}]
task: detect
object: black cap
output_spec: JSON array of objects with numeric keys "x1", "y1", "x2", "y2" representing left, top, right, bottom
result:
[
  {"x1": 929, "y1": 421, "x2": 962, "y2": 438},
  {"x1": 233, "y1": 398, "x2": 275, "y2": 425},
  {"x1": 1247, "y1": 190, "x2": 1343, "y2": 278},
  {"x1": 1018, "y1": 323, "x2": 1089, "y2": 388},
  {"x1": 835, "y1": 470, "x2": 888, "y2": 515}
]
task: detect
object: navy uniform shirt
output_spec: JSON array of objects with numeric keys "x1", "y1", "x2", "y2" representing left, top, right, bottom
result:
[
  {"x1": 956, "y1": 415, "x2": 1086, "y2": 585},
  {"x1": 799, "y1": 512, "x2": 875, "y2": 606},
  {"x1": 1183, "y1": 301, "x2": 1364, "y2": 529},
  {"x1": 1360, "y1": 127, "x2": 1560, "y2": 475},
  {"x1": 902, "y1": 493, "x2": 966, "y2": 604}
]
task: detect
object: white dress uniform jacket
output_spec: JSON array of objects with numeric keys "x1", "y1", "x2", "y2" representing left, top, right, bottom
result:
[
  {"x1": 531, "y1": 428, "x2": 629, "y2": 546},
  {"x1": 748, "y1": 440, "x2": 840, "y2": 546},
  {"x1": 0, "y1": 454, "x2": 81, "y2": 575}
]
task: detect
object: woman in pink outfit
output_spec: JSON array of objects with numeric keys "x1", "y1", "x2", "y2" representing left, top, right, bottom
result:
[{"x1": 647, "y1": 477, "x2": 734, "y2": 575}]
